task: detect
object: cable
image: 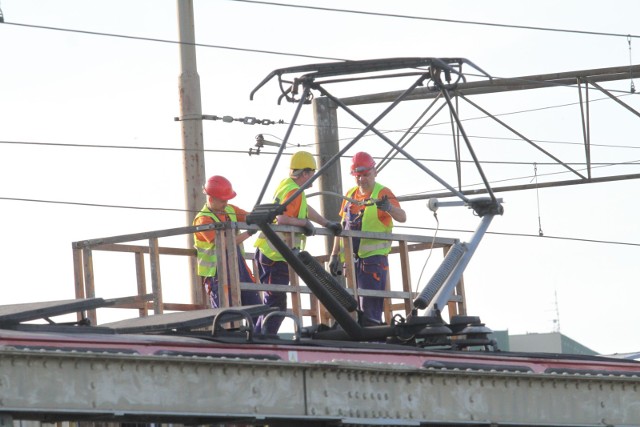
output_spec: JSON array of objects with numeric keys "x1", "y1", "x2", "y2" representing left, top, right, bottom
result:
[
  {"x1": 2, "y1": 139, "x2": 640, "y2": 171},
  {"x1": 3, "y1": 22, "x2": 346, "y2": 62},
  {"x1": 396, "y1": 224, "x2": 640, "y2": 247},
  {"x1": 629, "y1": 36, "x2": 637, "y2": 93},
  {"x1": 414, "y1": 211, "x2": 439, "y2": 294},
  {"x1": 0, "y1": 196, "x2": 199, "y2": 214},
  {"x1": 0, "y1": 194, "x2": 637, "y2": 248},
  {"x1": 533, "y1": 163, "x2": 544, "y2": 237},
  {"x1": 226, "y1": 0, "x2": 640, "y2": 40}
]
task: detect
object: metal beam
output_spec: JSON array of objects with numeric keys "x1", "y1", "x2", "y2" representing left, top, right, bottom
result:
[
  {"x1": 1, "y1": 349, "x2": 639, "y2": 426},
  {"x1": 399, "y1": 172, "x2": 640, "y2": 201},
  {"x1": 341, "y1": 64, "x2": 640, "y2": 105}
]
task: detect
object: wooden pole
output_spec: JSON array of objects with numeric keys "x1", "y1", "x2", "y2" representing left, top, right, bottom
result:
[{"x1": 177, "y1": 0, "x2": 206, "y2": 305}]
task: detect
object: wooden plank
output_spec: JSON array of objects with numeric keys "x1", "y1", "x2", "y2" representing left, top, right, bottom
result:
[
  {"x1": 82, "y1": 248, "x2": 97, "y2": 325},
  {"x1": 398, "y1": 240, "x2": 413, "y2": 315},
  {"x1": 285, "y1": 231, "x2": 303, "y2": 321},
  {"x1": 91, "y1": 243, "x2": 194, "y2": 256},
  {"x1": 225, "y1": 228, "x2": 241, "y2": 307},
  {"x1": 72, "y1": 247, "x2": 85, "y2": 323},
  {"x1": 148, "y1": 237, "x2": 163, "y2": 315},
  {"x1": 134, "y1": 252, "x2": 148, "y2": 317}
]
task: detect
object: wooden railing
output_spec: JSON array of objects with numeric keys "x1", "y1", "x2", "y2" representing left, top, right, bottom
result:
[{"x1": 72, "y1": 222, "x2": 464, "y2": 327}]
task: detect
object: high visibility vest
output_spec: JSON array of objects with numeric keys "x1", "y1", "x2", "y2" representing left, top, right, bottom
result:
[
  {"x1": 193, "y1": 204, "x2": 238, "y2": 277},
  {"x1": 255, "y1": 177, "x2": 308, "y2": 261},
  {"x1": 343, "y1": 182, "x2": 392, "y2": 258}
]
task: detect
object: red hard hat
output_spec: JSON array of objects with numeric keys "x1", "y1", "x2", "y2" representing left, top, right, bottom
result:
[
  {"x1": 203, "y1": 175, "x2": 237, "y2": 201},
  {"x1": 350, "y1": 152, "x2": 376, "y2": 176}
]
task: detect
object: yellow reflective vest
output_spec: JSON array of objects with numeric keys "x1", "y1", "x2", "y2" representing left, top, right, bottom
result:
[
  {"x1": 254, "y1": 177, "x2": 308, "y2": 261},
  {"x1": 343, "y1": 182, "x2": 392, "y2": 259},
  {"x1": 193, "y1": 204, "x2": 238, "y2": 277}
]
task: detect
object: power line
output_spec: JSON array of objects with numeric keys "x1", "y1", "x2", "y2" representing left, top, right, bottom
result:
[
  {"x1": 0, "y1": 196, "x2": 196, "y2": 213},
  {"x1": 227, "y1": 0, "x2": 640, "y2": 40},
  {"x1": 0, "y1": 194, "x2": 635, "y2": 248},
  {"x1": 2, "y1": 139, "x2": 640, "y2": 169},
  {"x1": 397, "y1": 225, "x2": 640, "y2": 247},
  {"x1": 3, "y1": 21, "x2": 346, "y2": 62}
]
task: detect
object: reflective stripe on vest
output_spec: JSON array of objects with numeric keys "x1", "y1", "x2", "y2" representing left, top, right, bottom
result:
[
  {"x1": 254, "y1": 177, "x2": 308, "y2": 261},
  {"x1": 193, "y1": 204, "x2": 238, "y2": 277},
  {"x1": 344, "y1": 183, "x2": 392, "y2": 258}
]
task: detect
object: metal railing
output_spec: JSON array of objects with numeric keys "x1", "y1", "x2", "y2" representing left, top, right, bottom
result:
[{"x1": 72, "y1": 222, "x2": 463, "y2": 326}]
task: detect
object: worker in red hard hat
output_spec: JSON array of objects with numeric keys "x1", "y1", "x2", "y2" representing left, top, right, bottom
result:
[
  {"x1": 329, "y1": 152, "x2": 406, "y2": 325},
  {"x1": 254, "y1": 151, "x2": 342, "y2": 334},
  {"x1": 193, "y1": 175, "x2": 261, "y2": 309}
]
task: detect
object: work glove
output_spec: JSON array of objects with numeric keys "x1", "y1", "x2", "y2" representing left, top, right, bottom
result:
[
  {"x1": 302, "y1": 219, "x2": 316, "y2": 236},
  {"x1": 329, "y1": 255, "x2": 342, "y2": 276},
  {"x1": 325, "y1": 221, "x2": 343, "y2": 236},
  {"x1": 375, "y1": 195, "x2": 391, "y2": 212},
  {"x1": 246, "y1": 228, "x2": 257, "y2": 236}
]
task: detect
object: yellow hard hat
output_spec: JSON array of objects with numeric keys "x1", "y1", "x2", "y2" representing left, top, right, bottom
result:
[{"x1": 290, "y1": 151, "x2": 316, "y2": 170}]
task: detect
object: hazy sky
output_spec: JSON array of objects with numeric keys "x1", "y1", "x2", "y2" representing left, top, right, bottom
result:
[{"x1": 1, "y1": 0, "x2": 639, "y2": 355}]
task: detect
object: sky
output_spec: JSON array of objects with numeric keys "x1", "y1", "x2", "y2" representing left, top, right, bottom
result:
[{"x1": 1, "y1": 0, "x2": 639, "y2": 355}]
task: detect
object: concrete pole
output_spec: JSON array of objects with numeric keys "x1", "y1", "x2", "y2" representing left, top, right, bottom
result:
[
  {"x1": 177, "y1": 0, "x2": 206, "y2": 305},
  {"x1": 313, "y1": 97, "x2": 343, "y2": 255}
]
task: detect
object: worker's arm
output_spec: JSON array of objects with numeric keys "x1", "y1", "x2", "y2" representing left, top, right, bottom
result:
[
  {"x1": 378, "y1": 189, "x2": 407, "y2": 223},
  {"x1": 387, "y1": 203, "x2": 407, "y2": 223},
  {"x1": 307, "y1": 205, "x2": 330, "y2": 227}
]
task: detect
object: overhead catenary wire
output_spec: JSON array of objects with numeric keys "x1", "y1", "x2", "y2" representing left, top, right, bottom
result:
[
  {"x1": 225, "y1": 0, "x2": 640, "y2": 40},
  {"x1": 4, "y1": 6, "x2": 640, "y2": 66},
  {"x1": 4, "y1": 139, "x2": 640, "y2": 164},
  {"x1": 0, "y1": 194, "x2": 637, "y2": 248},
  {"x1": 2, "y1": 21, "x2": 346, "y2": 62},
  {"x1": 397, "y1": 224, "x2": 640, "y2": 248}
]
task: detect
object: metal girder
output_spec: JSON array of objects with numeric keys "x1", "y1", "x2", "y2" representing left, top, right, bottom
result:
[
  {"x1": 1, "y1": 349, "x2": 639, "y2": 426},
  {"x1": 340, "y1": 64, "x2": 640, "y2": 105}
]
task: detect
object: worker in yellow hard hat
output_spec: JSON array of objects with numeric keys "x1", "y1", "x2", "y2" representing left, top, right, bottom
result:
[{"x1": 254, "y1": 151, "x2": 342, "y2": 334}]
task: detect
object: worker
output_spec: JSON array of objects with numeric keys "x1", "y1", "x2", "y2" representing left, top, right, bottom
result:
[
  {"x1": 193, "y1": 175, "x2": 261, "y2": 309},
  {"x1": 329, "y1": 152, "x2": 406, "y2": 325},
  {"x1": 254, "y1": 151, "x2": 342, "y2": 334}
]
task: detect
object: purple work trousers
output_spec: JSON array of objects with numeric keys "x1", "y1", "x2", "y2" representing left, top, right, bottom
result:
[
  {"x1": 356, "y1": 254, "x2": 388, "y2": 324},
  {"x1": 253, "y1": 249, "x2": 290, "y2": 335}
]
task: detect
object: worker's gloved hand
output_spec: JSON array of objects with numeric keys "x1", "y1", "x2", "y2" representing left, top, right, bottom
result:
[
  {"x1": 375, "y1": 195, "x2": 392, "y2": 212},
  {"x1": 302, "y1": 219, "x2": 316, "y2": 236},
  {"x1": 246, "y1": 228, "x2": 257, "y2": 236},
  {"x1": 326, "y1": 221, "x2": 343, "y2": 236},
  {"x1": 329, "y1": 255, "x2": 342, "y2": 276}
]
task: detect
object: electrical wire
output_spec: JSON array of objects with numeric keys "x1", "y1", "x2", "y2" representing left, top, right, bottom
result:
[
  {"x1": 0, "y1": 193, "x2": 635, "y2": 248},
  {"x1": 396, "y1": 224, "x2": 640, "y2": 247},
  {"x1": 0, "y1": 194, "x2": 636, "y2": 248},
  {"x1": 4, "y1": 138, "x2": 640, "y2": 173},
  {"x1": 2, "y1": 22, "x2": 346, "y2": 62},
  {"x1": 414, "y1": 211, "x2": 440, "y2": 294},
  {"x1": 225, "y1": 0, "x2": 640, "y2": 40},
  {"x1": 0, "y1": 196, "x2": 199, "y2": 213}
]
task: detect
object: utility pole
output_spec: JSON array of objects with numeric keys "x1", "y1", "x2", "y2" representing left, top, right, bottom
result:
[
  {"x1": 313, "y1": 97, "x2": 343, "y2": 255},
  {"x1": 177, "y1": 0, "x2": 206, "y2": 305}
]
